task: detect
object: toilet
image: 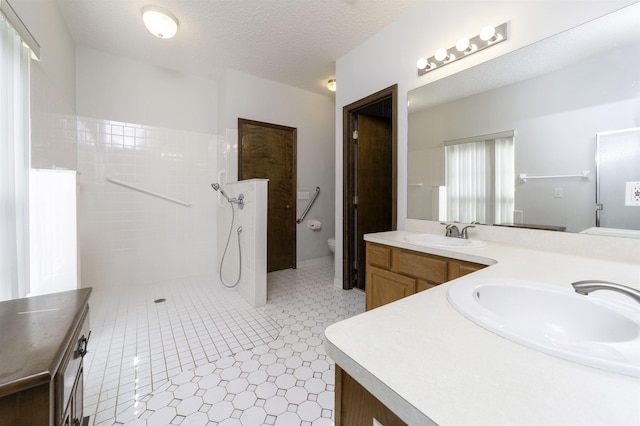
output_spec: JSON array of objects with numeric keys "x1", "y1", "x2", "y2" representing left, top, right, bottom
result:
[{"x1": 328, "y1": 237, "x2": 335, "y2": 254}]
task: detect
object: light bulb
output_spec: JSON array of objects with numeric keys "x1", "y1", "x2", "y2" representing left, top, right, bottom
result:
[
  {"x1": 327, "y1": 79, "x2": 336, "y2": 92},
  {"x1": 416, "y1": 57, "x2": 429, "y2": 70},
  {"x1": 456, "y1": 38, "x2": 470, "y2": 52},
  {"x1": 480, "y1": 25, "x2": 496, "y2": 42},
  {"x1": 434, "y1": 48, "x2": 449, "y2": 62}
]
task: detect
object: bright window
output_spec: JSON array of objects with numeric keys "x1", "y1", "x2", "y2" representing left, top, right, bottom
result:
[
  {"x1": 444, "y1": 131, "x2": 515, "y2": 225},
  {"x1": 0, "y1": 11, "x2": 31, "y2": 300}
]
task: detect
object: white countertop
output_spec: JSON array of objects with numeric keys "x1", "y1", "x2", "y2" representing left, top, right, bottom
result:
[{"x1": 324, "y1": 230, "x2": 640, "y2": 426}]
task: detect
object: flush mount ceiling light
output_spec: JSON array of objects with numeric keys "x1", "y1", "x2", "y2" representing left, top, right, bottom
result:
[
  {"x1": 142, "y1": 5, "x2": 178, "y2": 39},
  {"x1": 416, "y1": 22, "x2": 508, "y2": 76},
  {"x1": 327, "y1": 79, "x2": 336, "y2": 92}
]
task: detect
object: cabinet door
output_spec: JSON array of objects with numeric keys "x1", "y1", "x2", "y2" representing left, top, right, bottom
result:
[
  {"x1": 415, "y1": 280, "x2": 437, "y2": 293},
  {"x1": 335, "y1": 366, "x2": 407, "y2": 426},
  {"x1": 366, "y1": 266, "x2": 416, "y2": 310},
  {"x1": 72, "y1": 367, "x2": 84, "y2": 426},
  {"x1": 448, "y1": 260, "x2": 485, "y2": 280}
]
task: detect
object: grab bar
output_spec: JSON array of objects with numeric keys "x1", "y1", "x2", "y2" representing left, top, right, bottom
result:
[
  {"x1": 296, "y1": 187, "x2": 320, "y2": 224},
  {"x1": 106, "y1": 176, "x2": 192, "y2": 207},
  {"x1": 519, "y1": 170, "x2": 590, "y2": 183}
]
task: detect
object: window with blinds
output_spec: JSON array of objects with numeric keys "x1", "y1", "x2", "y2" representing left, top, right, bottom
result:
[
  {"x1": 443, "y1": 131, "x2": 515, "y2": 225},
  {"x1": 0, "y1": 6, "x2": 33, "y2": 300}
]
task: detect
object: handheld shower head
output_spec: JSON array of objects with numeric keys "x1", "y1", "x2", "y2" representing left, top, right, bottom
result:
[
  {"x1": 211, "y1": 182, "x2": 231, "y2": 201},
  {"x1": 211, "y1": 182, "x2": 245, "y2": 210}
]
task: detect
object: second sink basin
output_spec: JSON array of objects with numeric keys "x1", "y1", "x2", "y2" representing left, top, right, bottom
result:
[
  {"x1": 448, "y1": 278, "x2": 640, "y2": 377},
  {"x1": 404, "y1": 233, "x2": 485, "y2": 248}
]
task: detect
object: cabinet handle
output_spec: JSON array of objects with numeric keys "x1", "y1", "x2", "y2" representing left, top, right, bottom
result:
[{"x1": 77, "y1": 330, "x2": 91, "y2": 358}]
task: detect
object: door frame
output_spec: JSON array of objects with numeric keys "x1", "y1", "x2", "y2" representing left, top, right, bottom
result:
[{"x1": 342, "y1": 85, "x2": 398, "y2": 290}]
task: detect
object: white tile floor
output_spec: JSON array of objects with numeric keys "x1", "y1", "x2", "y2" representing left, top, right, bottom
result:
[{"x1": 83, "y1": 258, "x2": 365, "y2": 425}]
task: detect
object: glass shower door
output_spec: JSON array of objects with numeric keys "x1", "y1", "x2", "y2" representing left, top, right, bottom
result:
[{"x1": 596, "y1": 127, "x2": 640, "y2": 231}]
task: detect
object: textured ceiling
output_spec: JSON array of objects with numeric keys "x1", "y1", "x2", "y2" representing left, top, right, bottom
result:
[{"x1": 55, "y1": 0, "x2": 423, "y2": 96}]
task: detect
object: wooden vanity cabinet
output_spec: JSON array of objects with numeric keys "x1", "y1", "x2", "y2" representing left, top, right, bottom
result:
[
  {"x1": 59, "y1": 309, "x2": 90, "y2": 426},
  {"x1": 335, "y1": 242, "x2": 487, "y2": 425},
  {"x1": 0, "y1": 288, "x2": 92, "y2": 426},
  {"x1": 335, "y1": 365, "x2": 407, "y2": 426},
  {"x1": 365, "y1": 241, "x2": 485, "y2": 310}
]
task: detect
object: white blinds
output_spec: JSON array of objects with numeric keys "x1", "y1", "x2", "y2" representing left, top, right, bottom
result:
[
  {"x1": 444, "y1": 132, "x2": 514, "y2": 225},
  {"x1": 494, "y1": 137, "x2": 515, "y2": 224},
  {"x1": 445, "y1": 141, "x2": 488, "y2": 223},
  {"x1": 0, "y1": 11, "x2": 30, "y2": 300}
]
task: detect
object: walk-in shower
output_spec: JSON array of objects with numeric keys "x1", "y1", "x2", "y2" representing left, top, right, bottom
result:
[{"x1": 212, "y1": 183, "x2": 244, "y2": 288}]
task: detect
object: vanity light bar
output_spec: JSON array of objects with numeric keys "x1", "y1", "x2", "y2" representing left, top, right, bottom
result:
[{"x1": 417, "y1": 22, "x2": 509, "y2": 76}]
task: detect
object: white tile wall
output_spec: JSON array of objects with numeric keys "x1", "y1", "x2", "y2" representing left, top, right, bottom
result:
[{"x1": 76, "y1": 117, "x2": 218, "y2": 289}]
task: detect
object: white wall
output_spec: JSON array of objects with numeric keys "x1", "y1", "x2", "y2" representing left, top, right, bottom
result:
[
  {"x1": 72, "y1": 47, "x2": 221, "y2": 290},
  {"x1": 73, "y1": 42, "x2": 334, "y2": 288},
  {"x1": 334, "y1": 0, "x2": 637, "y2": 285},
  {"x1": 219, "y1": 69, "x2": 336, "y2": 263},
  {"x1": 10, "y1": 0, "x2": 76, "y2": 107},
  {"x1": 76, "y1": 47, "x2": 217, "y2": 135},
  {"x1": 76, "y1": 52, "x2": 335, "y2": 265},
  {"x1": 11, "y1": 0, "x2": 77, "y2": 169},
  {"x1": 76, "y1": 116, "x2": 217, "y2": 289}
]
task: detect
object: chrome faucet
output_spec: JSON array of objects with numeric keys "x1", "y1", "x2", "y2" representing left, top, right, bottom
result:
[
  {"x1": 441, "y1": 223, "x2": 460, "y2": 237},
  {"x1": 460, "y1": 225, "x2": 476, "y2": 239},
  {"x1": 572, "y1": 280, "x2": 640, "y2": 304},
  {"x1": 447, "y1": 225, "x2": 460, "y2": 238},
  {"x1": 440, "y1": 222, "x2": 475, "y2": 239}
]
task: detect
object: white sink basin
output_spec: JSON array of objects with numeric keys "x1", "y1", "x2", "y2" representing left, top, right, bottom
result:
[
  {"x1": 448, "y1": 278, "x2": 640, "y2": 377},
  {"x1": 404, "y1": 233, "x2": 485, "y2": 248}
]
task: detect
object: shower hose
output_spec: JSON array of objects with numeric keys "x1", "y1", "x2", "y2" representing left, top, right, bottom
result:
[{"x1": 219, "y1": 202, "x2": 242, "y2": 288}]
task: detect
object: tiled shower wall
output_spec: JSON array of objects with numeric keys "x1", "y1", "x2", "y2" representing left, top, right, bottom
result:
[{"x1": 77, "y1": 116, "x2": 219, "y2": 289}]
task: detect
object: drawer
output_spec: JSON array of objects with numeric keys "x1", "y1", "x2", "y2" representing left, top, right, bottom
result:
[
  {"x1": 366, "y1": 243, "x2": 391, "y2": 269},
  {"x1": 57, "y1": 306, "x2": 90, "y2": 422},
  {"x1": 397, "y1": 250, "x2": 447, "y2": 283}
]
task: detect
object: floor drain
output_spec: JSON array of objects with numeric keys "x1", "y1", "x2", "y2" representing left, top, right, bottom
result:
[{"x1": 154, "y1": 298, "x2": 166, "y2": 303}]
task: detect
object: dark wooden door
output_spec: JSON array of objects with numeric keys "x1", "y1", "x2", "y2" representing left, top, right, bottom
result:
[
  {"x1": 356, "y1": 114, "x2": 393, "y2": 288},
  {"x1": 343, "y1": 85, "x2": 397, "y2": 291},
  {"x1": 238, "y1": 119, "x2": 296, "y2": 272}
]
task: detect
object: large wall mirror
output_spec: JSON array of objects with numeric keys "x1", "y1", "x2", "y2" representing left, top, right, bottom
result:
[{"x1": 407, "y1": 3, "x2": 640, "y2": 238}]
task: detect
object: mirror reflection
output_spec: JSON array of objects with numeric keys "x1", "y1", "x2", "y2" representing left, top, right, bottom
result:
[{"x1": 407, "y1": 4, "x2": 640, "y2": 236}]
